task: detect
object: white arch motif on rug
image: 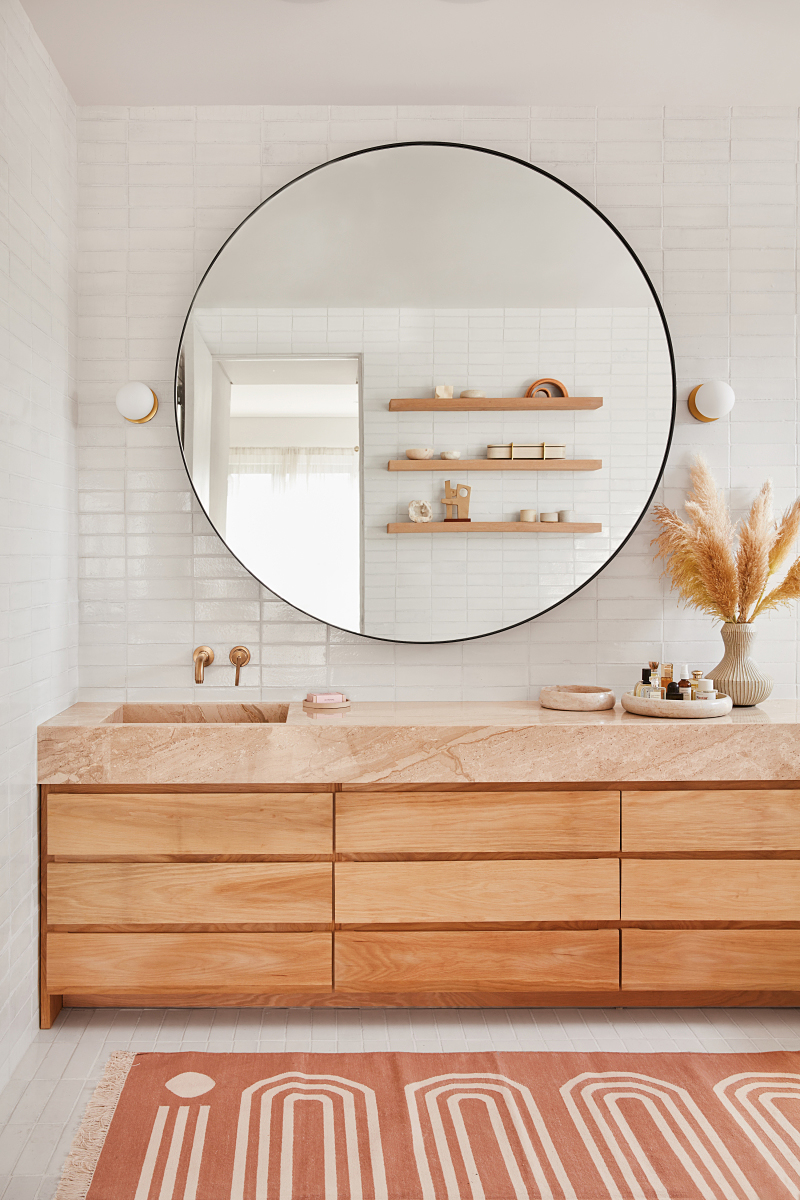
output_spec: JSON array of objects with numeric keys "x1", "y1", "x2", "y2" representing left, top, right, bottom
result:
[
  {"x1": 229, "y1": 1072, "x2": 388, "y2": 1200},
  {"x1": 715, "y1": 1072, "x2": 800, "y2": 1197},
  {"x1": 405, "y1": 1072, "x2": 577, "y2": 1200},
  {"x1": 561, "y1": 1071, "x2": 760, "y2": 1200}
]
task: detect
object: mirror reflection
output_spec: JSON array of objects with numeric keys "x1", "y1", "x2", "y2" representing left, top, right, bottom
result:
[{"x1": 177, "y1": 143, "x2": 674, "y2": 642}]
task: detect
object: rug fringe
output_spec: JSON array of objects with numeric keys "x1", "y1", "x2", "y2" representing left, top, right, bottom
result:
[{"x1": 54, "y1": 1050, "x2": 137, "y2": 1200}]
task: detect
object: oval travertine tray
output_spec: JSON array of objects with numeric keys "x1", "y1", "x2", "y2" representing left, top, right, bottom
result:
[
  {"x1": 540, "y1": 685, "x2": 616, "y2": 711},
  {"x1": 621, "y1": 692, "x2": 733, "y2": 718}
]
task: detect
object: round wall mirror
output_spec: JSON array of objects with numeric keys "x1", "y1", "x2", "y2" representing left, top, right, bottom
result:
[{"x1": 176, "y1": 142, "x2": 675, "y2": 643}]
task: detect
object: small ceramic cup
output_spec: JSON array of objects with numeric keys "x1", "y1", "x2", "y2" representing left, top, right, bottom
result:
[
  {"x1": 540, "y1": 512, "x2": 559, "y2": 522},
  {"x1": 558, "y1": 509, "x2": 576, "y2": 523},
  {"x1": 519, "y1": 509, "x2": 537, "y2": 522}
]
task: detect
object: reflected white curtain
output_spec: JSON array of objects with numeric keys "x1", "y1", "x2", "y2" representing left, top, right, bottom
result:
[{"x1": 228, "y1": 446, "x2": 358, "y2": 491}]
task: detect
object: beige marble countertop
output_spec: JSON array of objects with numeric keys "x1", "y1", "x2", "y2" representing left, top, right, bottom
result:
[{"x1": 38, "y1": 699, "x2": 800, "y2": 786}]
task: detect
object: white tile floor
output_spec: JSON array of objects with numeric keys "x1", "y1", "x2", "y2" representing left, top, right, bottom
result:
[{"x1": 3, "y1": 1005, "x2": 800, "y2": 1198}]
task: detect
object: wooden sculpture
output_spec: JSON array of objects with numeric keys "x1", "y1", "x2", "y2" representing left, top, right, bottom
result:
[{"x1": 441, "y1": 480, "x2": 472, "y2": 521}]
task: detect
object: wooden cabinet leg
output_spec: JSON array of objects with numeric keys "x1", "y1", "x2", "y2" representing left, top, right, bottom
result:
[{"x1": 40, "y1": 992, "x2": 62, "y2": 1030}]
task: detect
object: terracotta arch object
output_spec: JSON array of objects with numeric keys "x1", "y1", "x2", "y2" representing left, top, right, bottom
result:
[{"x1": 526, "y1": 378, "x2": 568, "y2": 399}]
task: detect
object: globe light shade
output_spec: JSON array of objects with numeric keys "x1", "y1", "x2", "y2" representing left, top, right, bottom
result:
[
  {"x1": 688, "y1": 381, "x2": 735, "y2": 423},
  {"x1": 115, "y1": 381, "x2": 158, "y2": 423}
]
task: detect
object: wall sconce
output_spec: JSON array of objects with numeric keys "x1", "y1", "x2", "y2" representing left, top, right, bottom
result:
[
  {"x1": 115, "y1": 381, "x2": 158, "y2": 423},
  {"x1": 687, "y1": 381, "x2": 735, "y2": 423}
]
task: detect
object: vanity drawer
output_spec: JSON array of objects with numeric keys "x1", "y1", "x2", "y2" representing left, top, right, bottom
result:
[
  {"x1": 335, "y1": 859, "x2": 619, "y2": 924},
  {"x1": 46, "y1": 792, "x2": 333, "y2": 858},
  {"x1": 622, "y1": 789, "x2": 800, "y2": 851},
  {"x1": 623, "y1": 929, "x2": 800, "y2": 991},
  {"x1": 46, "y1": 863, "x2": 332, "y2": 927},
  {"x1": 46, "y1": 933, "x2": 333, "y2": 993},
  {"x1": 336, "y1": 790, "x2": 619, "y2": 854},
  {"x1": 622, "y1": 860, "x2": 800, "y2": 920},
  {"x1": 335, "y1": 930, "x2": 619, "y2": 993}
]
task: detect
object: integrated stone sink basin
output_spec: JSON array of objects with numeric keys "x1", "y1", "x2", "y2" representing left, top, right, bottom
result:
[{"x1": 110, "y1": 703, "x2": 289, "y2": 724}]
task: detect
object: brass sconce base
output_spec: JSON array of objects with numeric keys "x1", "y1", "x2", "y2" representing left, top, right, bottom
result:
[
  {"x1": 687, "y1": 385, "x2": 716, "y2": 423},
  {"x1": 125, "y1": 390, "x2": 159, "y2": 423}
]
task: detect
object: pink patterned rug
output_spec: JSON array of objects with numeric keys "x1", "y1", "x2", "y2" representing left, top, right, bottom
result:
[{"x1": 57, "y1": 1049, "x2": 800, "y2": 1198}]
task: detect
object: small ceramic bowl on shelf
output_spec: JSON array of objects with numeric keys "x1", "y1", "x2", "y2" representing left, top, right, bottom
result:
[
  {"x1": 406, "y1": 448, "x2": 434, "y2": 460},
  {"x1": 440, "y1": 450, "x2": 461, "y2": 460},
  {"x1": 540, "y1": 685, "x2": 616, "y2": 712}
]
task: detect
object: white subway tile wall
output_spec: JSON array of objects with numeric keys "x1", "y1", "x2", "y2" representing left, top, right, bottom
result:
[
  {"x1": 0, "y1": 0, "x2": 78, "y2": 1091},
  {"x1": 193, "y1": 305, "x2": 670, "y2": 640},
  {"x1": 77, "y1": 105, "x2": 800, "y2": 701}
]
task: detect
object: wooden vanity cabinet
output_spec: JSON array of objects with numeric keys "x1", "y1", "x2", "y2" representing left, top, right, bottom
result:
[{"x1": 40, "y1": 783, "x2": 800, "y2": 1023}]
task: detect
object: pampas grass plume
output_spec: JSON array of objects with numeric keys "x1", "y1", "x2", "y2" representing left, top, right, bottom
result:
[{"x1": 653, "y1": 457, "x2": 800, "y2": 624}]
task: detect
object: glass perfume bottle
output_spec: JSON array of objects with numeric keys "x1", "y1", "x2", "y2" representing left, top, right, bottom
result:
[
  {"x1": 690, "y1": 669, "x2": 704, "y2": 699},
  {"x1": 649, "y1": 660, "x2": 666, "y2": 699},
  {"x1": 634, "y1": 669, "x2": 651, "y2": 697}
]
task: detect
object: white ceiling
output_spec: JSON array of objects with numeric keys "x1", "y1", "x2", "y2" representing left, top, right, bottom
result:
[{"x1": 20, "y1": 0, "x2": 800, "y2": 107}]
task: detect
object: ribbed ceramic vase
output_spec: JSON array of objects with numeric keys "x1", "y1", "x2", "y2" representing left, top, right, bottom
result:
[{"x1": 710, "y1": 622, "x2": 773, "y2": 706}]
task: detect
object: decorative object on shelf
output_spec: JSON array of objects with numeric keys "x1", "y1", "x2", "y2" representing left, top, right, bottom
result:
[
  {"x1": 485, "y1": 443, "x2": 567, "y2": 460},
  {"x1": 115, "y1": 381, "x2": 158, "y2": 423},
  {"x1": 540, "y1": 512, "x2": 558, "y2": 522},
  {"x1": 520, "y1": 509, "x2": 537, "y2": 522},
  {"x1": 622, "y1": 691, "x2": 733, "y2": 718},
  {"x1": 434, "y1": 385, "x2": 454, "y2": 399},
  {"x1": 441, "y1": 480, "x2": 471, "y2": 521},
  {"x1": 192, "y1": 645, "x2": 214, "y2": 684},
  {"x1": 302, "y1": 695, "x2": 351, "y2": 712},
  {"x1": 229, "y1": 645, "x2": 250, "y2": 687},
  {"x1": 460, "y1": 389, "x2": 486, "y2": 399},
  {"x1": 405, "y1": 448, "x2": 434, "y2": 460},
  {"x1": 651, "y1": 455, "x2": 800, "y2": 705},
  {"x1": 526, "y1": 377, "x2": 568, "y2": 399},
  {"x1": 558, "y1": 509, "x2": 576, "y2": 523},
  {"x1": 440, "y1": 450, "x2": 461, "y2": 460},
  {"x1": 408, "y1": 500, "x2": 433, "y2": 523},
  {"x1": 540, "y1": 684, "x2": 615, "y2": 711},
  {"x1": 688, "y1": 381, "x2": 735, "y2": 423}
]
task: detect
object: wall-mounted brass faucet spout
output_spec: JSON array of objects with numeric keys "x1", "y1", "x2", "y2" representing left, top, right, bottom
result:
[
  {"x1": 229, "y1": 645, "x2": 251, "y2": 686},
  {"x1": 193, "y1": 646, "x2": 214, "y2": 683}
]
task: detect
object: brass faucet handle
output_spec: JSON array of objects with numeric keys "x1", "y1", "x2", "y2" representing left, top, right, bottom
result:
[
  {"x1": 192, "y1": 645, "x2": 214, "y2": 684},
  {"x1": 229, "y1": 645, "x2": 251, "y2": 686}
]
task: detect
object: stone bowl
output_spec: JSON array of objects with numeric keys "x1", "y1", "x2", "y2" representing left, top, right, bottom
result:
[
  {"x1": 621, "y1": 691, "x2": 733, "y2": 719},
  {"x1": 406, "y1": 448, "x2": 434, "y2": 460},
  {"x1": 440, "y1": 450, "x2": 461, "y2": 460},
  {"x1": 539, "y1": 685, "x2": 616, "y2": 711}
]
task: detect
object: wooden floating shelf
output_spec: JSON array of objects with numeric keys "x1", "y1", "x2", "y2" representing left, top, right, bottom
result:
[
  {"x1": 389, "y1": 396, "x2": 602, "y2": 412},
  {"x1": 388, "y1": 521, "x2": 604, "y2": 534},
  {"x1": 388, "y1": 458, "x2": 602, "y2": 472}
]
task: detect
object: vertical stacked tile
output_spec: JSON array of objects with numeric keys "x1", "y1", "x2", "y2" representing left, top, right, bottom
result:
[{"x1": 0, "y1": 0, "x2": 78, "y2": 1088}]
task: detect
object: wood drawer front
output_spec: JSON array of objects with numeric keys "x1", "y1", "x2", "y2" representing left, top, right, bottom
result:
[
  {"x1": 46, "y1": 933, "x2": 332, "y2": 993},
  {"x1": 46, "y1": 863, "x2": 332, "y2": 927},
  {"x1": 336, "y1": 790, "x2": 619, "y2": 854},
  {"x1": 46, "y1": 793, "x2": 333, "y2": 858},
  {"x1": 335, "y1": 860, "x2": 619, "y2": 924},
  {"x1": 623, "y1": 929, "x2": 800, "y2": 991},
  {"x1": 622, "y1": 860, "x2": 800, "y2": 921},
  {"x1": 336, "y1": 930, "x2": 619, "y2": 993},
  {"x1": 623, "y1": 789, "x2": 800, "y2": 851}
]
